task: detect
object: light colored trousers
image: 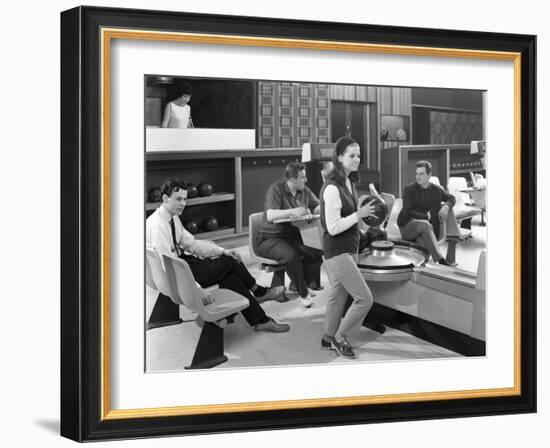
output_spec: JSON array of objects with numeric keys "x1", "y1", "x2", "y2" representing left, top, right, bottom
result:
[
  {"x1": 322, "y1": 253, "x2": 373, "y2": 340},
  {"x1": 399, "y1": 219, "x2": 443, "y2": 261}
]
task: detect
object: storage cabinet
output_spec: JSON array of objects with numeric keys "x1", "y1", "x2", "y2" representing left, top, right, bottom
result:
[{"x1": 146, "y1": 149, "x2": 301, "y2": 240}]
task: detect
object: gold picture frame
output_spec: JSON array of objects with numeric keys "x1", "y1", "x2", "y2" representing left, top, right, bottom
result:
[{"x1": 61, "y1": 6, "x2": 536, "y2": 441}]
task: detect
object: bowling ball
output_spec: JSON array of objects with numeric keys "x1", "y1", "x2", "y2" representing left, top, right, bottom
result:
[
  {"x1": 202, "y1": 216, "x2": 219, "y2": 232},
  {"x1": 396, "y1": 128, "x2": 407, "y2": 141},
  {"x1": 147, "y1": 186, "x2": 162, "y2": 203},
  {"x1": 186, "y1": 183, "x2": 198, "y2": 198},
  {"x1": 183, "y1": 220, "x2": 199, "y2": 234},
  {"x1": 198, "y1": 183, "x2": 214, "y2": 197},
  {"x1": 359, "y1": 195, "x2": 388, "y2": 227}
]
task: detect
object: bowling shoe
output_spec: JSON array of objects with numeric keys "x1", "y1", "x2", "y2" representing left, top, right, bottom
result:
[
  {"x1": 254, "y1": 318, "x2": 290, "y2": 333},
  {"x1": 330, "y1": 338, "x2": 356, "y2": 359},
  {"x1": 320, "y1": 336, "x2": 356, "y2": 359}
]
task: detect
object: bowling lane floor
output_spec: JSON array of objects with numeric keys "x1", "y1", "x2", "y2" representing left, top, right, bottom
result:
[{"x1": 146, "y1": 217, "x2": 486, "y2": 372}]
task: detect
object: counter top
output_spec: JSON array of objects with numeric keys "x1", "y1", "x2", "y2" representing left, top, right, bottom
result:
[{"x1": 146, "y1": 147, "x2": 302, "y2": 161}]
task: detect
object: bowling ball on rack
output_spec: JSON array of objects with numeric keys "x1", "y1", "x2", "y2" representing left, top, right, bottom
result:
[
  {"x1": 186, "y1": 183, "x2": 198, "y2": 198},
  {"x1": 396, "y1": 128, "x2": 407, "y2": 141},
  {"x1": 198, "y1": 183, "x2": 214, "y2": 197},
  {"x1": 202, "y1": 216, "x2": 219, "y2": 232},
  {"x1": 358, "y1": 195, "x2": 388, "y2": 228},
  {"x1": 147, "y1": 186, "x2": 162, "y2": 203},
  {"x1": 183, "y1": 220, "x2": 199, "y2": 234}
]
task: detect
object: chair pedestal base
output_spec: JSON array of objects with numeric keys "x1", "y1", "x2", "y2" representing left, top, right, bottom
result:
[
  {"x1": 147, "y1": 293, "x2": 183, "y2": 330},
  {"x1": 185, "y1": 321, "x2": 228, "y2": 370},
  {"x1": 479, "y1": 211, "x2": 486, "y2": 226}
]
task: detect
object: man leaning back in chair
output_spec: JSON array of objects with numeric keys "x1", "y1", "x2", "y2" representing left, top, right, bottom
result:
[
  {"x1": 146, "y1": 177, "x2": 290, "y2": 333},
  {"x1": 397, "y1": 160, "x2": 455, "y2": 266}
]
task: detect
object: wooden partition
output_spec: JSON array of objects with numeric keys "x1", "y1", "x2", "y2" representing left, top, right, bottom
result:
[{"x1": 381, "y1": 144, "x2": 485, "y2": 197}]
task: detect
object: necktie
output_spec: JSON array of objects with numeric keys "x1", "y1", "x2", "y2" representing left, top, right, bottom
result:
[{"x1": 169, "y1": 218, "x2": 181, "y2": 257}]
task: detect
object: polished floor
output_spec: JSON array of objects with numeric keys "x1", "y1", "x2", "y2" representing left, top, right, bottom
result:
[{"x1": 146, "y1": 216, "x2": 486, "y2": 372}]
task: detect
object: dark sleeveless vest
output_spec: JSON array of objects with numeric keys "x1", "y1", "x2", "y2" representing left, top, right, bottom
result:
[{"x1": 320, "y1": 179, "x2": 359, "y2": 259}]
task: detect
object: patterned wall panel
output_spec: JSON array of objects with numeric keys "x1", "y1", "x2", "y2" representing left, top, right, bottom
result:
[
  {"x1": 430, "y1": 111, "x2": 483, "y2": 144},
  {"x1": 258, "y1": 81, "x2": 276, "y2": 148},
  {"x1": 258, "y1": 81, "x2": 330, "y2": 148}
]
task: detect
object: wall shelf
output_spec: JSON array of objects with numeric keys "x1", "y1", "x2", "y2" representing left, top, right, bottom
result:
[
  {"x1": 146, "y1": 148, "x2": 301, "y2": 239},
  {"x1": 450, "y1": 168, "x2": 485, "y2": 175},
  {"x1": 146, "y1": 192, "x2": 235, "y2": 211},
  {"x1": 194, "y1": 227, "x2": 235, "y2": 240}
]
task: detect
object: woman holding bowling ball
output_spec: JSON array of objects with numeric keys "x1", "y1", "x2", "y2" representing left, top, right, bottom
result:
[{"x1": 319, "y1": 136, "x2": 381, "y2": 360}]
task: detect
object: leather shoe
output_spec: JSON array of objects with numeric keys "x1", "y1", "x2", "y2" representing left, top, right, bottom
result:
[
  {"x1": 255, "y1": 285, "x2": 286, "y2": 303},
  {"x1": 308, "y1": 283, "x2": 324, "y2": 291},
  {"x1": 255, "y1": 318, "x2": 290, "y2": 333}
]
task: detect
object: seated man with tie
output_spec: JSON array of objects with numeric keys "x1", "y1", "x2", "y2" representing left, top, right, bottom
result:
[
  {"x1": 146, "y1": 177, "x2": 289, "y2": 333},
  {"x1": 255, "y1": 162, "x2": 324, "y2": 308}
]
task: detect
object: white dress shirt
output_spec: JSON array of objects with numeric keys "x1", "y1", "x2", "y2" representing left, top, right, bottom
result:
[
  {"x1": 146, "y1": 205, "x2": 224, "y2": 259},
  {"x1": 322, "y1": 178, "x2": 359, "y2": 236}
]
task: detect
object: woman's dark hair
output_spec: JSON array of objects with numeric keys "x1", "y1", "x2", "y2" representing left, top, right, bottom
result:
[
  {"x1": 161, "y1": 177, "x2": 187, "y2": 198},
  {"x1": 175, "y1": 81, "x2": 193, "y2": 98},
  {"x1": 326, "y1": 136, "x2": 360, "y2": 185}
]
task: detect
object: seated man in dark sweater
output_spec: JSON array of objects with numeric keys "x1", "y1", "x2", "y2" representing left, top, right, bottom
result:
[{"x1": 397, "y1": 160, "x2": 455, "y2": 266}]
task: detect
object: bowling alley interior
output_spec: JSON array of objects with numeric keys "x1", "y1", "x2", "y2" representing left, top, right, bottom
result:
[{"x1": 145, "y1": 76, "x2": 487, "y2": 371}]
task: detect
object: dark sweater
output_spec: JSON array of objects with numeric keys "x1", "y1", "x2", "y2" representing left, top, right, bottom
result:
[
  {"x1": 397, "y1": 182, "x2": 456, "y2": 239},
  {"x1": 320, "y1": 179, "x2": 359, "y2": 259}
]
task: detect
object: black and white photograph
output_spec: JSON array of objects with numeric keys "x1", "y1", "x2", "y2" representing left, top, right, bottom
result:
[
  {"x1": 53, "y1": 3, "x2": 540, "y2": 443},
  {"x1": 144, "y1": 75, "x2": 488, "y2": 371}
]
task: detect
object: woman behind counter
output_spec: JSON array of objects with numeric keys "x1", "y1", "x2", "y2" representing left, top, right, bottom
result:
[
  {"x1": 320, "y1": 136, "x2": 379, "y2": 360},
  {"x1": 161, "y1": 82, "x2": 194, "y2": 129}
]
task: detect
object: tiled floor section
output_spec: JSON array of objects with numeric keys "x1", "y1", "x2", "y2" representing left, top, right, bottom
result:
[{"x1": 146, "y1": 217, "x2": 486, "y2": 372}]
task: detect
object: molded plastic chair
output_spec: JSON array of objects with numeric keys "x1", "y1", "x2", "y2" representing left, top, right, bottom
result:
[
  {"x1": 385, "y1": 198, "x2": 403, "y2": 240},
  {"x1": 430, "y1": 176, "x2": 441, "y2": 186},
  {"x1": 379, "y1": 192, "x2": 395, "y2": 229},
  {"x1": 162, "y1": 253, "x2": 249, "y2": 369},
  {"x1": 145, "y1": 249, "x2": 157, "y2": 291},
  {"x1": 146, "y1": 247, "x2": 178, "y2": 300},
  {"x1": 448, "y1": 177, "x2": 475, "y2": 207},
  {"x1": 447, "y1": 177, "x2": 482, "y2": 237},
  {"x1": 248, "y1": 212, "x2": 289, "y2": 293},
  {"x1": 145, "y1": 247, "x2": 185, "y2": 329}
]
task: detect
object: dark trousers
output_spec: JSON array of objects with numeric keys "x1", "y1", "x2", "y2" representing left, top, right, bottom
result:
[
  {"x1": 256, "y1": 233, "x2": 323, "y2": 298},
  {"x1": 181, "y1": 254, "x2": 267, "y2": 326},
  {"x1": 399, "y1": 219, "x2": 443, "y2": 261}
]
